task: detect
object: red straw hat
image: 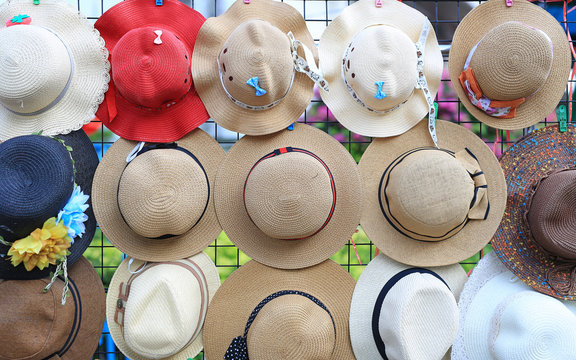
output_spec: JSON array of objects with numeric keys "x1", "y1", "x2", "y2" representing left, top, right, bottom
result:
[{"x1": 95, "y1": 0, "x2": 208, "y2": 142}]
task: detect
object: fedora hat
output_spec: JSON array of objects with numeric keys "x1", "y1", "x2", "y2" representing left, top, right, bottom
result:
[
  {"x1": 192, "y1": 0, "x2": 326, "y2": 136},
  {"x1": 94, "y1": 0, "x2": 209, "y2": 142},
  {"x1": 452, "y1": 251, "x2": 576, "y2": 360},
  {"x1": 319, "y1": 0, "x2": 443, "y2": 141},
  {"x1": 0, "y1": 130, "x2": 99, "y2": 280},
  {"x1": 350, "y1": 254, "x2": 467, "y2": 360},
  {"x1": 359, "y1": 120, "x2": 506, "y2": 267},
  {"x1": 491, "y1": 124, "x2": 576, "y2": 300},
  {"x1": 0, "y1": 256, "x2": 105, "y2": 359},
  {"x1": 92, "y1": 128, "x2": 225, "y2": 261},
  {"x1": 203, "y1": 259, "x2": 355, "y2": 359},
  {"x1": 107, "y1": 252, "x2": 220, "y2": 360},
  {"x1": 449, "y1": 0, "x2": 571, "y2": 130},
  {"x1": 0, "y1": 0, "x2": 109, "y2": 140},
  {"x1": 214, "y1": 123, "x2": 361, "y2": 269}
]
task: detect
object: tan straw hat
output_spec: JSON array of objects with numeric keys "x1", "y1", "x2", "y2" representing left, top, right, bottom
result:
[
  {"x1": 449, "y1": 0, "x2": 571, "y2": 130},
  {"x1": 203, "y1": 259, "x2": 355, "y2": 359},
  {"x1": 192, "y1": 0, "x2": 326, "y2": 136},
  {"x1": 319, "y1": 0, "x2": 443, "y2": 141},
  {"x1": 0, "y1": 0, "x2": 109, "y2": 140},
  {"x1": 92, "y1": 128, "x2": 225, "y2": 261},
  {"x1": 359, "y1": 120, "x2": 506, "y2": 267},
  {"x1": 0, "y1": 256, "x2": 105, "y2": 360},
  {"x1": 214, "y1": 123, "x2": 361, "y2": 269},
  {"x1": 107, "y1": 252, "x2": 220, "y2": 360}
]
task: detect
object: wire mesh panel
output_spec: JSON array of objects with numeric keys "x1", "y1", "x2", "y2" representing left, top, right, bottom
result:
[{"x1": 72, "y1": 0, "x2": 574, "y2": 358}]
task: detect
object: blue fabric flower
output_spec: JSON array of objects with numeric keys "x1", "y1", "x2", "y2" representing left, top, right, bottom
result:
[{"x1": 57, "y1": 185, "x2": 89, "y2": 243}]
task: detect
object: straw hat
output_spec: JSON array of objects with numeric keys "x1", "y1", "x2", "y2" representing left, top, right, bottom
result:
[
  {"x1": 319, "y1": 0, "x2": 443, "y2": 139},
  {"x1": 92, "y1": 128, "x2": 225, "y2": 261},
  {"x1": 0, "y1": 0, "x2": 109, "y2": 140},
  {"x1": 350, "y1": 254, "x2": 467, "y2": 360},
  {"x1": 203, "y1": 259, "x2": 355, "y2": 359},
  {"x1": 452, "y1": 251, "x2": 576, "y2": 360},
  {"x1": 359, "y1": 120, "x2": 506, "y2": 267},
  {"x1": 449, "y1": 0, "x2": 571, "y2": 130},
  {"x1": 192, "y1": 0, "x2": 324, "y2": 136},
  {"x1": 0, "y1": 131, "x2": 98, "y2": 280},
  {"x1": 94, "y1": 0, "x2": 209, "y2": 142},
  {"x1": 491, "y1": 124, "x2": 576, "y2": 300},
  {"x1": 107, "y1": 252, "x2": 220, "y2": 360},
  {"x1": 214, "y1": 123, "x2": 361, "y2": 269},
  {"x1": 0, "y1": 256, "x2": 105, "y2": 359}
]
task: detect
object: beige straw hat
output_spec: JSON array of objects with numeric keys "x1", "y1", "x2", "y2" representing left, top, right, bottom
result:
[
  {"x1": 0, "y1": 0, "x2": 109, "y2": 140},
  {"x1": 203, "y1": 259, "x2": 355, "y2": 359},
  {"x1": 214, "y1": 123, "x2": 361, "y2": 269},
  {"x1": 350, "y1": 254, "x2": 467, "y2": 360},
  {"x1": 107, "y1": 252, "x2": 220, "y2": 360},
  {"x1": 319, "y1": 0, "x2": 443, "y2": 140},
  {"x1": 359, "y1": 120, "x2": 506, "y2": 267},
  {"x1": 92, "y1": 128, "x2": 225, "y2": 261},
  {"x1": 192, "y1": 0, "x2": 326, "y2": 136},
  {"x1": 449, "y1": 0, "x2": 571, "y2": 130}
]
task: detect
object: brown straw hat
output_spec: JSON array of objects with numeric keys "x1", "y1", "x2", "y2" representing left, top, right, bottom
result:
[
  {"x1": 0, "y1": 256, "x2": 105, "y2": 360},
  {"x1": 214, "y1": 123, "x2": 362, "y2": 269},
  {"x1": 449, "y1": 0, "x2": 571, "y2": 130},
  {"x1": 203, "y1": 259, "x2": 355, "y2": 359},
  {"x1": 192, "y1": 0, "x2": 324, "y2": 136},
  {"x1": 92, "y1": 129, "x2": 225, "y2": 261},
  {"x1": 319, "y1": 0, "x2": 443, "y2": 139},
  {"x1": 359, "y1": 120, "x2": 506, "y2": 267},
  {"x1": 492, "y1": 124, "x2": 576, "y2": 300}
]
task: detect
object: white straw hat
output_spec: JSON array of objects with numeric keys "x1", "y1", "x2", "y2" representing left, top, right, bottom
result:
[
  {"x1": 350, "y1": 254, "x2": 467, "y2": 360},
  {"x1": 452, "y1": 252, "x2": 576, "y2": 360},
  {"x1": 107, "y1": 252, "x2": 220, "y2": 360}
]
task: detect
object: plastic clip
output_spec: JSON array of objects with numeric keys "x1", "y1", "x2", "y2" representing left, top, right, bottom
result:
[
  {"x1": 33, "y1": 0, "x2": 39, "y2": 4},
  {"x1": 287, "y1": 123, "x2": 295, "y2": 131},
  {"x1": 434, "y1": 102, "x2": 438, "y2": 127},
  {"x1": 156, "y1": 0, "x2": 163, "y2": 5},
  {"x1": 505, "y1": 0, "x2": 513, "y2": 6},
  {"x1": 558, "y1": 105, "x2": 567, "y2": 133},
  {"x1": 375, "y1": 0, "x2": 382, "y2": 7}
]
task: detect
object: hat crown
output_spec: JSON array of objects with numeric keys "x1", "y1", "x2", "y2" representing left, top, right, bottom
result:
[
  {"x1": 112, "y1": 27, "x2": 191, "y2": 108},
  {"x1": 219, "y1": 20, "x2": 293, "y2": 107},
  {"x1": 470, "y1": 21, "x2": 553, "y2": 101},
  {"x1": 345, "y1": 25, "x2": 418, "y2": 111},
  {"x1": 0, "y1": 25, "x2": 72, "y2": 114}
]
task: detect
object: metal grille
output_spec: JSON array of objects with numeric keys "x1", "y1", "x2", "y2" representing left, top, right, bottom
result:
[{"x1": 76, "y1": 0, "x2": 573, "y2": 359}]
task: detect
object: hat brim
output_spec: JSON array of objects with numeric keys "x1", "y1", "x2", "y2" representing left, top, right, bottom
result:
[
  {"x1": 448, "y1": 0, "x2": 571, "y2": 130},
  {"x1": 350, "y1": 254, "x2": 467, "y2": 360},
  {"x1": 491, "y1": 124, "x2": 576, "y2": 300},
  {"x1": 192, "y1": 0, "x2": 316, "y2": 136},
  {"x1": 203, "y1": 259, "x2": 356, "y2": 359},
  {"x1": 94, "y1": 0, "x2": 208, "y2": 142},
  {"x1": 318, "y1": 0, "x2": 443, "y2": 138},
  {"x1": 214, "y1": 123, "x2": 362, "y2": 269},
  {"x1": 92, "y1": 128, "x2": 225, "y2": 261},
  {"x1": 0, "y1": 0, "x2": 109, "y2": 140},
  {"x1": 359, "y1": 120, "x2": 506, "y2": 266},
  {"x1": 106, "y1": 252, "x2": 220, "y2": 360}
]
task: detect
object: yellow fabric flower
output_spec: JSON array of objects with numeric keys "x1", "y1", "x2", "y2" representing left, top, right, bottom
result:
[{"x1": 7, "y1": 218, "x2": 72, "y2": 271}]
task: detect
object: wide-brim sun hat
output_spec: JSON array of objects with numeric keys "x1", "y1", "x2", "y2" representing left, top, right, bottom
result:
[
  {"x1": 452, "y1": 251, "x2": 576, "y2": 360},
  {"x1": 0, "y1": 0, "x2": 109, "y2": 140},
  {"x1": 0, "y1": 256, "x2": 105, "y2": 359},
  {"x1": 192, "y1": 0, "x2": 324, "y2": 136},
  {"x1": 107, "y1": 252, "x2": 220, "y2": 360},
  {"x1": 214, "y1": 123, "x2": 361, "y2": 269},
  {"x1": 359, "y1": 120, "x2": 506, "y2": 267},
  {"x1": 94, "y1": 0, "x2": 209, "y2": 142},
  {"x1": 350, "y1": 254, "x2": 467, "y2": 360},
  {"x1": 449, "y1": 0, "x2": 571, "y2": 130},
  {"x1": 319, "y1": 0, "x2": 443, "y2": 139},
  {"x1": 203, "y1": 259, "x2": 356, "y2": 359},
  {"x1": 92, "y1": 128, "x2": 225, "y2": 262}
]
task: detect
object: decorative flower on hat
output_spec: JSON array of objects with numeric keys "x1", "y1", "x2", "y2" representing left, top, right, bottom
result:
[{"x1": 57, "y1": 185, "x2": 89, "y2": 242}]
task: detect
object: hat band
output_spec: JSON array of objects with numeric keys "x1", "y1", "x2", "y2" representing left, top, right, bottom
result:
[
  {"x1": 224, "y1": 290, "x2": 336, "y2": 360},
  {"x1": 243, "y1": 147, "x2": 336, "y2": 240},
  {"x1": 378, "y1": 147, "x2": 490, "y2": 242},
  {"x1": 371, "y1": 268, "x2": 449, "y2": 359}
]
